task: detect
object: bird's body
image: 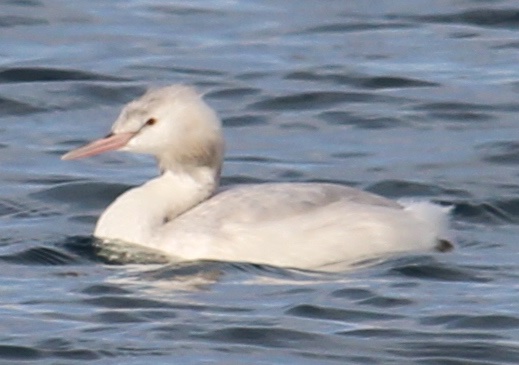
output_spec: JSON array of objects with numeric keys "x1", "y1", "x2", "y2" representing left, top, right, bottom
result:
[{"x1": 63, "y1": 85, "x2": 451, "y2": 270}]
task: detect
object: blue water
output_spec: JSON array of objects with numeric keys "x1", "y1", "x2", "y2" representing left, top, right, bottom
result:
[{"x1": 1, "y1": 0, "x2": 519, "y2": 364}]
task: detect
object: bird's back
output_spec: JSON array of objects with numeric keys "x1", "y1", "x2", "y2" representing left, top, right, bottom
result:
[{"x1": 150, "y1": 183, "x2": 447, "y2": 269}]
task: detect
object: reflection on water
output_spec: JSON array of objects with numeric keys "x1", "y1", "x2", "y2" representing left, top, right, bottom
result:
[{"x1": 1, "y1": 0, "x2": 519, "y2": 363}]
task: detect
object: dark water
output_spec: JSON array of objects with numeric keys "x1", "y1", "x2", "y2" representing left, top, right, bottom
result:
[{"x1": 1, "y1": 0, "x2": 519, "y2": 364}]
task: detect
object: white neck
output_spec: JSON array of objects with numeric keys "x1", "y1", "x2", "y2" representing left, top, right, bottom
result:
[{"x1": 94, "y1": 168, "x2": 217, "y2": 244}]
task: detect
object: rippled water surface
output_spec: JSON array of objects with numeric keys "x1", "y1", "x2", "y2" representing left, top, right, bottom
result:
[{"x1": 2, "y1": 0, "x2": 519, "y2": 364}]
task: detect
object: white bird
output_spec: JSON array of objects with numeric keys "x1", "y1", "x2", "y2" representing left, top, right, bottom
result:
[{"x1": 62, "y1": 85, "x2": 452, "y2": 270}]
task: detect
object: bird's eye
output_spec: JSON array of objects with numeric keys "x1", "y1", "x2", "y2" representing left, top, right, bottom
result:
[{"x1": 145, "y1": 118, "x2": 157, "y2": 126}]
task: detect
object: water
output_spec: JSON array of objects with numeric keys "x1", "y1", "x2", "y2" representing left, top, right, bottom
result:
[{"x1": 1, "y1": 0, "x2": 519, "y2": 363}]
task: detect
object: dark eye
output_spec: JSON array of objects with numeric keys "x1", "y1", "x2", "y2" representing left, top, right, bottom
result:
[{"x1": 145, "y1": 118, "x2": 157, "y2": 126}]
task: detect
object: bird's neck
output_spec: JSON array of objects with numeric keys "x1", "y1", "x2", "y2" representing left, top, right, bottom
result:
[{"x1": 94, "y1": 167, "x2": 218, "y2": 244}]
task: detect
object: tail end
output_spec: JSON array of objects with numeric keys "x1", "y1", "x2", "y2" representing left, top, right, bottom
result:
[
  {"x1": 399, "y1": 199, "x2": 454, "y2": 252},
  {"x1": 435, "y1": 238, "x2": 454, "y2": 252}
]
